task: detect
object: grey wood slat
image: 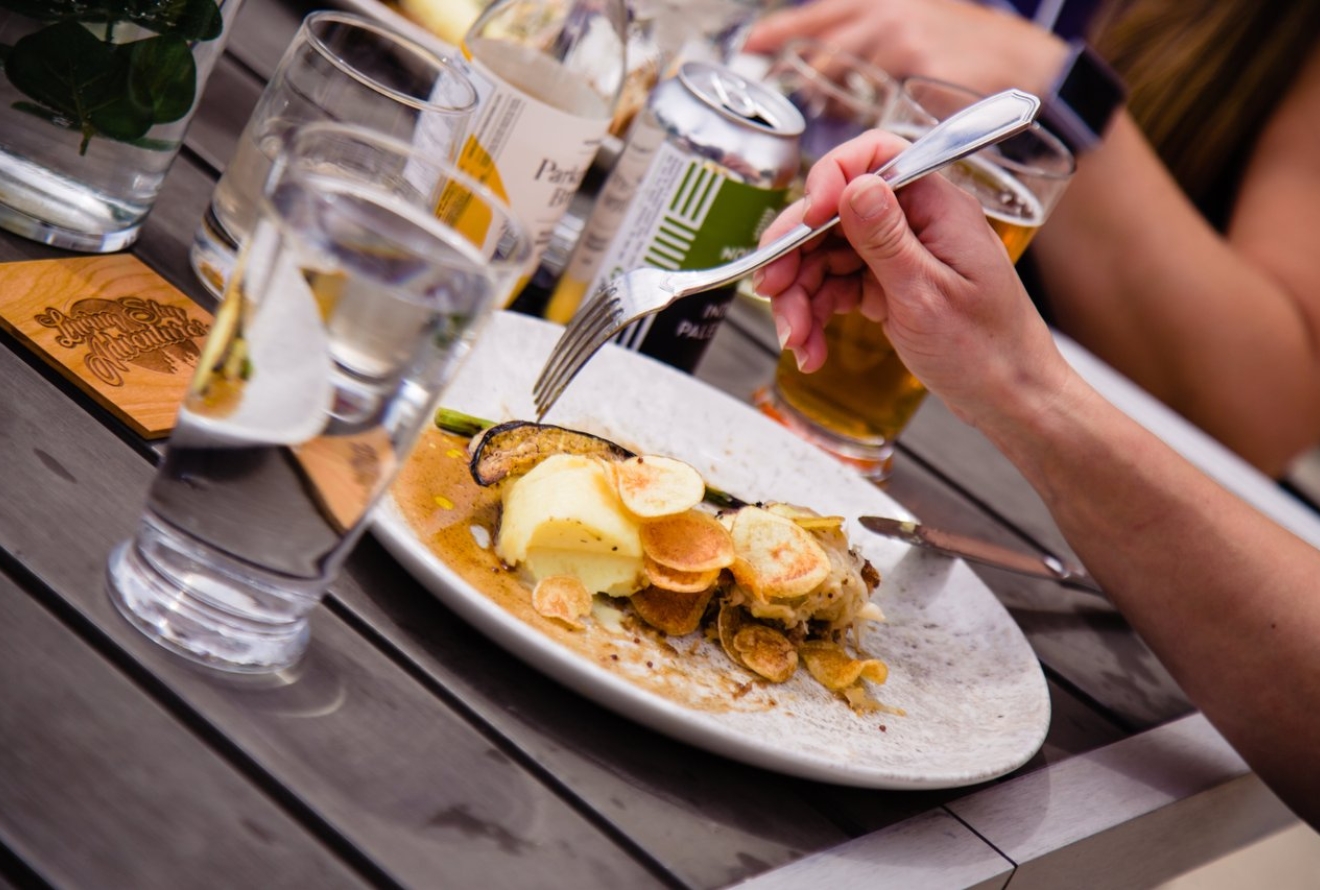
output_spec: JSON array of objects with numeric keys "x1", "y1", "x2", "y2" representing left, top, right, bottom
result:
[
  {"x1": 947, "y1": 713, "x2": 1300, "y2": 890},
  {"x1": 189, "y1": 55, "x2": 265, "y2": 174},
  {"x1": 0, "y1": 574, "x2": 370, "y2": 890},
  {"x1": 727, "y1": 809, "x2": 1013, "y2": 890},
  {"x1": 0, "y1": 346, "x2": 665, "y2": 889},
  {"x1": 332, "y1": 539, "x2": 863, "y2": 890}
]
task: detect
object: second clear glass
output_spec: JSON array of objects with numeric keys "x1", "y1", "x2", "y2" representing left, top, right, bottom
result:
[{"x1": 190, "y1": 11, "x2": 477, "y2": 297}]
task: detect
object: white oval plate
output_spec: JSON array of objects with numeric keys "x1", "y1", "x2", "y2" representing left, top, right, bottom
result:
[{"x1": 373, "y1": 311, "x2": 1049, "y2": 788}]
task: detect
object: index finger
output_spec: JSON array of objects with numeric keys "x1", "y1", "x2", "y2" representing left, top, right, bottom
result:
[
  {"x1": 801, "y1": 128, "x2": 913, "y2": 228},
  {"x1": 755, "y1": 129, "x2": 914, "y2": 298}
]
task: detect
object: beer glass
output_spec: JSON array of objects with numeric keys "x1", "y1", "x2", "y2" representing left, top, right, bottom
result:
[
  {"x1": 109, "y1": 123, "x2": 530, "y2": 673},
  {"x1": 189, "y1": 11, "x2": 477, "y2": 297},
  {"x1": 758, "y1": 76, "x2": 1074, "y2": 480},
  {"x1": 763, "y1": 38, "x2": 896, "y2": 169}
]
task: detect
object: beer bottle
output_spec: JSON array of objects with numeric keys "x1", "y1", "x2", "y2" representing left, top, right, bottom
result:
[{"x1": 455, "y1": 0, "x2": 628, "y2": 294}]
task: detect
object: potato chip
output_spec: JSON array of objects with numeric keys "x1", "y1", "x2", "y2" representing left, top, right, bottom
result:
[
  {"x1": 766, "y1": 502, "x2": 845, "y2": 531},
  {"x1": 728, "y1": 506, "x2": 831, "y2": 600},
  {"x1": 732, "y1": 625, "x2": 798, "y2": 683},
  {"x1": 614, "y1": 455, "x2": 706, "y2": 518},
  {"x1": 716, "y1": 600, "x2": 751, "y2": 668},
  {"x1": 799, "y1": 641, "x2": 888, "y2": 691},
  {"x1": 643, "y1": 555, "x2": 721, "y2": 593},
  {"x1": 793, "y1": 515, "x2": 847, "y2": 531},
  {"x1": 531, "y1": 575, "x2": 594, "y2": 630},
  {"x1": 631, "y1": 585, "x2": 715, "y2": 636},
  {"x1": 639, "y1": 510, "x2": 735, "y2": 573}
]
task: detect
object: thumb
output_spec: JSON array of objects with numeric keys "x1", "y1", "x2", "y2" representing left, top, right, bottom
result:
[{"x1": 837, "y1": 175, "x2": 932, "y2": 310}]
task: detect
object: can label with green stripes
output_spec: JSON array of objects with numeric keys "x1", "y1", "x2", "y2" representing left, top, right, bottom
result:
[{"x1": 551, "y1": 62, "x2": 802, "y2": 372}]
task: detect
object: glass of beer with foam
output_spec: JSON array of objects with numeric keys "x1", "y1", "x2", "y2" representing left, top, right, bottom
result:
[{"x1": 757, "y1": 76, "x2": 1075, "y2": 481}]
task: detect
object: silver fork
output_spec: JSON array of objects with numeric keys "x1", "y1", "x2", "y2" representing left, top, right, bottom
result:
[{"x1": 532, "y1": 88, "x2": 1042, "y2": 419}]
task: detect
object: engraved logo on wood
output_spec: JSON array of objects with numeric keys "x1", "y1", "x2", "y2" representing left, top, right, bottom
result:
[
  {"x1": 35, "y1": 297, "x2": 211, "y2": 387},
  {"x1": 0, "y1": 255, "x2": 217, "y2": 438}
]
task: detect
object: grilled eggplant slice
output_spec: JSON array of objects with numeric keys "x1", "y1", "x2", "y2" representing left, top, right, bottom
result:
[{"x1": 469, "y1": 420, "x2": 633, "y2": 486}]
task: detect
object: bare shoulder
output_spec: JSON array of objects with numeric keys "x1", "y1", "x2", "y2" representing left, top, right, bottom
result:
[{"x1": 1228, "y1": 39, "x2": 1320, "y2": 287}]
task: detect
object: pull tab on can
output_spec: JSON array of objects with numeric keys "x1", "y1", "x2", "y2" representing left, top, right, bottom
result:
[{"x1": 679, "y1": 63, "x2": 801, "y2": 134}]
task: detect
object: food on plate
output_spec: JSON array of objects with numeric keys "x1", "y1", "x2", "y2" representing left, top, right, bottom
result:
[
  {"x1": 471, "y1": 420, "x2": 633, "y2": 485},
  {"x1": 613, "y1": 455, "x2": 706, "y2": 518},
  {"x1": 461, "y1": 419, "x2": 892, "y2": 711},
  {"x1": 496, "y1": 452, "x2": 644, "y2": 597},
  {"x1": 532, "y1": 575, "x2": 594, "y2": 630}
]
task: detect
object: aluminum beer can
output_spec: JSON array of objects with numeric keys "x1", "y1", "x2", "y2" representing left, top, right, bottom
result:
[{"x1": 548, "y1": 61, "x2": 803, "y2": 372}]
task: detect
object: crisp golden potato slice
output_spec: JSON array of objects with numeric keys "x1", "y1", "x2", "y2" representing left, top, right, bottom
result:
[
  {"x1": 614, "y1": 455, "x2": 705, "y2": 518},
  {"x1": 639, "y1": 510, "x2": 735, "y2": 573},
  {"x1": 732, "y1": 625, "x2": 798, "y2": 683},
  {"x1": 799, "y1": 641, "x2": 888, "y2": 691},
  {"x1": 793, "y1": 515, "x2": 847, "y2": 531},
  {"x1": 716, "y1": 601, "x2": 752, "y2": 668},
  {"x1": 766, "y1": 502, "x2": 845, "y2": 531},
  {"x1": 630, "y1": 585, "x2": 715, "y2": 636},
  {"x1": 728, "y1": 506, "x2": 831, "y2": 600},
  {"x1": 643, "y1": 555, "x2": 721, "y2": 593},
  {"x1": 532, "y1": 575, "x2": 594, "y2": 630}
]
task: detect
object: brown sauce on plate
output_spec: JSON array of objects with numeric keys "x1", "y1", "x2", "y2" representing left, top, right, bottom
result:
[{"x1": 392, "y1": 428, "x2": 778, "y2": 713}]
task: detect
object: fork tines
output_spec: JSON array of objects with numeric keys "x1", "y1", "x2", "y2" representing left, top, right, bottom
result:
[{"x1": 532, "y1": 285, "x2": 624, "y2": 419}]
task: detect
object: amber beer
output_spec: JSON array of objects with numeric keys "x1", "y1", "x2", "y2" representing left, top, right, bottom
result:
[{"x1": 764, "y1": 152, "x2": 1050, "y2": 476}]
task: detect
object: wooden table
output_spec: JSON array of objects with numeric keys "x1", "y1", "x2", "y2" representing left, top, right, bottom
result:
[{"x1": 1, "y1": 1, "x2": 1312, "y2": 886}]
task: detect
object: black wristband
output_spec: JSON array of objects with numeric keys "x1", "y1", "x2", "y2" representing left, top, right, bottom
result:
[{"x1": 1038, "y1": 40, "x2": 1127, "y2": 154}]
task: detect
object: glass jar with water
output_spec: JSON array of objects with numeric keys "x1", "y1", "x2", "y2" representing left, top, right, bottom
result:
[{"x1": 0, "y1": 0, "x2": 243, "y2": 252}]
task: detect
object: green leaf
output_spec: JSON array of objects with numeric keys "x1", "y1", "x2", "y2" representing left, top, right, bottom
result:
[
  {"x1": 126, "y1": 32, "x2": 196, "y2": 122},
  {"x1": 0, "y1": 0, "x2": 224, "y2": 40},
  {"x1": 5, "y1": 22, "x2": 153, "y2": 150}
]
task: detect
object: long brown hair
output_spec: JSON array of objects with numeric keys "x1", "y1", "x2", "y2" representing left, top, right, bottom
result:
[{"x1": 1089, "y1": 0, "x2": 1320, "y2": 224}]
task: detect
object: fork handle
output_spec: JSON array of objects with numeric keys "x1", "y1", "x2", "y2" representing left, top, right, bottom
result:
[{"x1": 668, "y1": 88, "x2": 1042, "y2": 297}]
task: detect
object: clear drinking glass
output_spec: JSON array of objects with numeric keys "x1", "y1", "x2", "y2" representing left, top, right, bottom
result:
[
  {"x1": 758, "y1": 76, "x2": 1074, "y2": 481},
  {"x1": 109, "y1": 122, "x2": 530, "y2": 673},
  {"x1": 190, "y1": 11, "x2": 477, "y2": 297}
]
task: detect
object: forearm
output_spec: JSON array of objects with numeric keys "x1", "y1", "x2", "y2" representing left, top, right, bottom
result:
[
  {"x1": 975, "y1": 371, "x2": 1320, "y2": 827},
  {"x1": 1032, "y1": 114, "x2": 1320, "y2": 474}
]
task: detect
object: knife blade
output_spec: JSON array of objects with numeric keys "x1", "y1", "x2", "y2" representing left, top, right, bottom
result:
[{"x1": 858, "y1": 516, "x2": 1105, "y2": 597}]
